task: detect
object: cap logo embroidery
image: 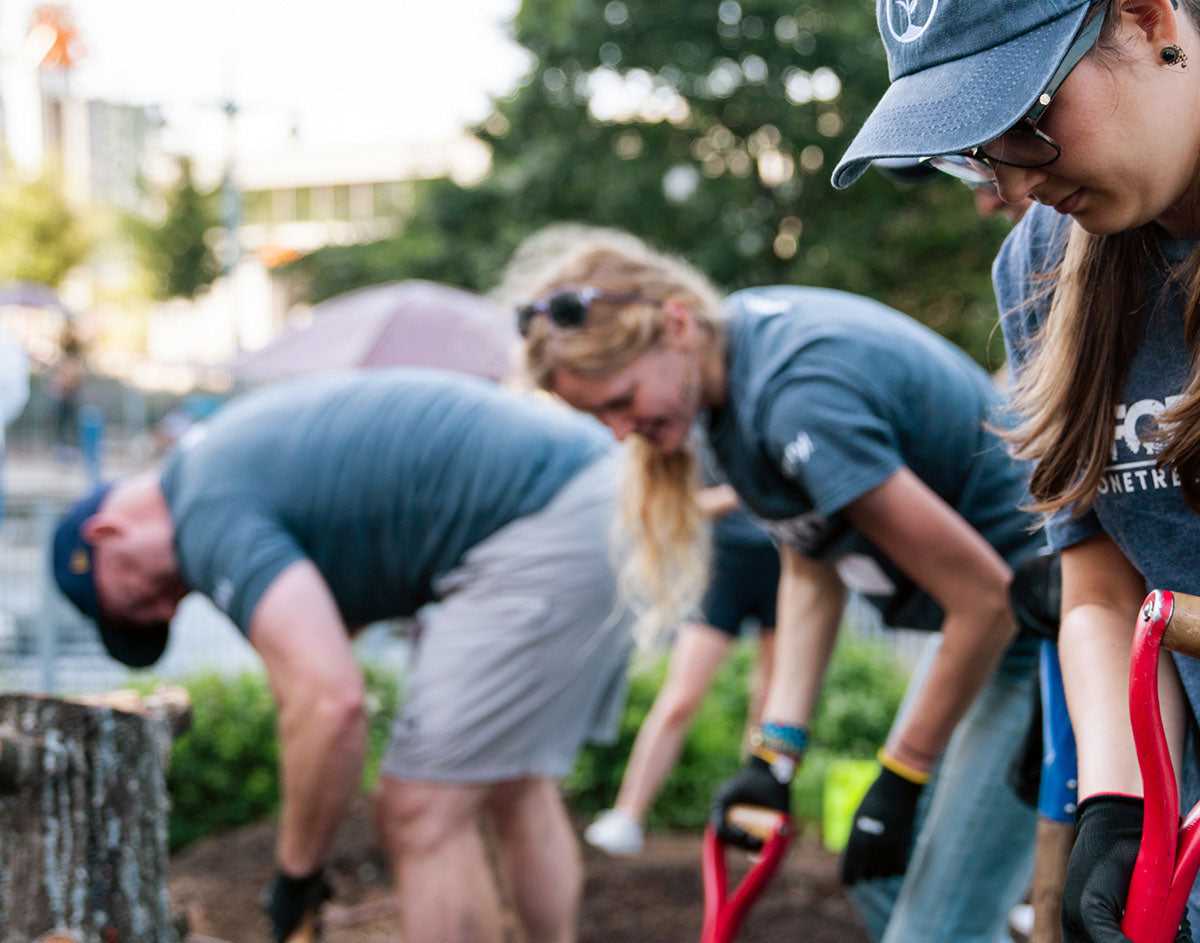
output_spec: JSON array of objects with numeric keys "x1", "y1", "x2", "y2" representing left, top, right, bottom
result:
[
  {"x1": 886, "y1": 0, "x2": 940, "y2": 44},
  {"x1": 69, "y1": 548, "x2": 90, "y2": 574}
]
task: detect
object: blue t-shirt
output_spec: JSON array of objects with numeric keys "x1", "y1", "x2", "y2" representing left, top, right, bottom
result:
[
  {"x1": 705, "y1": 286, "x2": 1043, "y2": 631},
  {"x1": 694, "y1": 431, "x2": 774, "y2": 549},
  {"x1": 995, "y1": 202, "x2": 1200, "y2": 715},
  {"x1": 160, "y1": 369, "x2": 613, "y2": 633}
]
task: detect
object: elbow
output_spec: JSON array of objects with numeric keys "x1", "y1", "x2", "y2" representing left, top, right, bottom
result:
[
  {"x1": 947, "y1": 586, "x2": 1018, "y2": 644},
  {"x1": 289, "y1": 672, "x2": 368, "y2": 739}
]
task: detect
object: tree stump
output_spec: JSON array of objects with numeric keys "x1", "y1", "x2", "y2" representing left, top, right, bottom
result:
[{"x1": 0, "y1": 687, "x2": 191, "y2": 943}]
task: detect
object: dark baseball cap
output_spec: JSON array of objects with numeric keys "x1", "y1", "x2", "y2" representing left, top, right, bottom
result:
[
  {"x1": 51, "y1": 482, "x2": 170, "y2": 668},
  {"x1": 832, "y1": 0, "x2": 1094, "y2": 188}
]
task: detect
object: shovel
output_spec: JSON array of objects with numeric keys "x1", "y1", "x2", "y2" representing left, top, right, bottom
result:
[
  {"x1": 1120, "y1": 589, "x2": 1200, "y2": 943},
  {"x1": 700, "y1": 804, "x2": 793, "y2": 943}
]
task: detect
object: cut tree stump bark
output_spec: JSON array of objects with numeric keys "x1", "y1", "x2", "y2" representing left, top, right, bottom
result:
[{"x1": 0, "y1": 686, "x2": 191, "y2": 943}]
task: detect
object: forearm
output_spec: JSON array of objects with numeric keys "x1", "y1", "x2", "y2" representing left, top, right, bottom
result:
[
  {"x1": 276, "y1": 686, "x2": 367, "y2": 874},
  {"x1": 249, "y1": 561, "x2": 370, "y2": 877},
  {"x1": 887, "y1": 603, "x2": 1016, "y2": 772},
  {"x1": 760, "y1": 555, "x2": 845, "y2": 726},
  {"x1": 1060, "y1": 602, "x2": 1187, "y2": 798}
]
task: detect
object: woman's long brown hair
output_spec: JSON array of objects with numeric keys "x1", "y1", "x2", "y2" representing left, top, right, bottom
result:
[{"x1": 1006, "y1": 0, "x2": 1200, "y2": 512}]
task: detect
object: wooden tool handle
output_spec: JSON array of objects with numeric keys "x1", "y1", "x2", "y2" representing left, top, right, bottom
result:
[
  {"x1": 1163, "y1": 591, "x2": 1200, "y2": 659},
  {"x1": 284, "y1": 910, "x2": 318, "y2": 943},
  {"x1": 726, "y1": 804, "x2": 788, "y2": 843}
]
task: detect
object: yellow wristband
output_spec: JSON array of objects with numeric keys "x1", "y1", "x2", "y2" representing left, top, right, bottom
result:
[
  {"x1": 877, "y1": 747, "x2": 933, "y2": 785},
  {"x1": 753, "y1": 745, "x2": 798, "y2": 783}
]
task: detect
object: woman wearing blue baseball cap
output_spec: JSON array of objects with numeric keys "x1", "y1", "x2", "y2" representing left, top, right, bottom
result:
[{"x1": 837, "y1": 2, "x2": 1200, "y2": 941}]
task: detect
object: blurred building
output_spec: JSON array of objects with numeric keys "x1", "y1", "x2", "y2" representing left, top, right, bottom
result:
[
  {"x1": 141, "y1": 133, "x2": 490, "y2": 383},
  {"x1": 0, "y1": 3, "x2": 492, "y2": 390}
]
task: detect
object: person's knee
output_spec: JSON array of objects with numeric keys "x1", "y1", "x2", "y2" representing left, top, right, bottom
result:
[
  {"x1": 375, "y1": 779, "x2": 477, "y2": 859},
  {"x1": 657, "y1": 678, "x2": 707, "y2": 725}
]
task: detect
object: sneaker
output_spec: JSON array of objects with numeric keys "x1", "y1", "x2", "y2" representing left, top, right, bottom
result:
[
  {"x1": 584, "y1": 808, "x2": 644, "y2": 856},
  {"x1": 1007, "y1": 902, "x2": 1033, "y2": 943}
]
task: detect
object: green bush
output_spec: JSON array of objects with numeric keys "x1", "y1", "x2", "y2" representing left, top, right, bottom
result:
[
  {"x1": 152, "y1": 664, "x2": 402, "y2": 850},
  {"x1": 564, "y1": 631, "x2": 909, "y2": 832}
]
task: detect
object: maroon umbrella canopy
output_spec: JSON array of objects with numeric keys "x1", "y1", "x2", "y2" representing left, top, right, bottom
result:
[{"x1": 231, "y1": 280, "x2": 518, "y2": 385}]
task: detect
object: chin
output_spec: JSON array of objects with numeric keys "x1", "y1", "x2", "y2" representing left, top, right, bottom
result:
[
  {"x1": 657, "y1": 426, "x2": 690, "y2": 455},
  {"x1": 1068, "y1": 209, "x2": 1122, "y2": 237}
]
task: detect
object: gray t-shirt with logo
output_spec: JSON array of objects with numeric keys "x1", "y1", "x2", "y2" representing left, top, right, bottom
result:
[
  {"x1": 995, "y1": 202, "x2": 1200, "y2": 714},
  {"x1": 160, "y1": 369, "x2": 613, "y2": 633},
  {"x1": 705, "y1": 286, "x2": 1042, "y2": 631}
]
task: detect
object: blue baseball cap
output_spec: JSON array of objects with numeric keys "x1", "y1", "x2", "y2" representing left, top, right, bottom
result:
[
  {"x1": 51, "y1": 482, "x2": 170, "y2": 668},
  {"x1": 832, "y1": 0, "x2": 1094, "y2": 189}
]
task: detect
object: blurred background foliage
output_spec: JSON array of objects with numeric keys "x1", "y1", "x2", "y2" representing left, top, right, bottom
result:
[
  {"x1": 146, "y1": 663, "x2": 402, "y2": 850},
  {"x1": 153, "y1": 629, "x2": 903, "y2": 849},
  {"x1": 123, "y1": 157, "x2": 223, "y2": 302},
  {"x1": 0, "y1": 171, "x2": 91, "y2": 288},
  {"x1": 565, "y1": 632, "x2": 907, "y2": 832},
  {"x1": 283, "y1": 0, "x2": 1014, "y2": 368}
]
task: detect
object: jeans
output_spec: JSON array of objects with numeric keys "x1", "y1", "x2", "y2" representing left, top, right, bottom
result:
[{"x1": 845, "y1": 633, "x2": 1040, "y2": 943}]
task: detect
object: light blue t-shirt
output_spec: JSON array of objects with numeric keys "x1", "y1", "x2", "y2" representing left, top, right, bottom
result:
[
  {"x1": 705, "y1": 286, "x2": 1043, "y2": 631},
  {"x1": 160, "y1": 369, "x2": 613, "y2": 633},
  {"x1": 995, "y1": 202, "x2": 1200, "y2": 716}
]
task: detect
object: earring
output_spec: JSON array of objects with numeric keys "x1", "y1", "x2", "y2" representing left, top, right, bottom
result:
[{"x1": 1161, "y1": 44, "x2": 1189, "y2": 68}]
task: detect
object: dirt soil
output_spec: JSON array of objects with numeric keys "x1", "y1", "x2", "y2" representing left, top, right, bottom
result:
[{"x1": 169, "y1": 798, "x2": 869, "y2": 943}]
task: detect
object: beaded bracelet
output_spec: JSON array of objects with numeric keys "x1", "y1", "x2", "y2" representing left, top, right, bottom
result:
[{"x1": 760, "y1": 721, "x2": 809, "y2": 758}]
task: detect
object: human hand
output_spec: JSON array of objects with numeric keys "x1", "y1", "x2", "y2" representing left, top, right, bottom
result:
[
  {"x1": 839, "y1": 766, "x2": 924, "y2": 887},
  {"x1": 262, "y1": 867, "x2": 332, "y2": 942},
  {"x1": 709, "y1": 756, "x2": 791, "y2": 851},
  {"x1": 1062, "y1": 795, "x2": 1190, "y2": 943},
  {"x1": 697, "y1": 483, "x2": 740, "y2": 519}
]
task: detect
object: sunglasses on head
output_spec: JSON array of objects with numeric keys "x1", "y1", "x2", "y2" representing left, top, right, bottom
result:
[
  {"x1": 924, "y1": 7, "x2": 1107, "y2": 184},
  {"x1": 516, "y1": 287, "x2": 659, "y2": 337}
]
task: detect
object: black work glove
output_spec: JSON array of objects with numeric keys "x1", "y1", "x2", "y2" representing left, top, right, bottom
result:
[
  {"x1": 1062, "y1": 795, "x2": 1191, "y2": 943},
  {"x1": 709, "y1": 755, "x2": 791, "y2": 851},
  {"x1": 839, "y1": 766, "x2": 924, "y2": 887},
  {"x1": 1010, "y1": 550, "x2": 1061, "y2": 640},
  {"x1": 262, "y1": 867, "x2": 332, "y2": 942},
  {"x1": 1007, "y1": 685, "x2": 1043, "y2": 809}
]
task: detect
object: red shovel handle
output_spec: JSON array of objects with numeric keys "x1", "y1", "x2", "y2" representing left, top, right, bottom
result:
[
  {"x1": 1122, "y1": 591, "x2": 1200, "y2": 943},
  {"x1": 700, "y1": 805, "x2": 792, "y2": 943}
]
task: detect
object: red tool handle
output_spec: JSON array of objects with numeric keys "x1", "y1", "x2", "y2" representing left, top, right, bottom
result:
[
  {"x1": 1122, "y1": 590, "x2": 1200, "y2": 942},
  {"x1": 700, "y1": 805, "x2": 792, "y2": 943}
]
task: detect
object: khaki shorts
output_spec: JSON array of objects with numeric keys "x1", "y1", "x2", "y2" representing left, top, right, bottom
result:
[{"x1": 382, "y1": 452, "x2": 632, "y2": 783}]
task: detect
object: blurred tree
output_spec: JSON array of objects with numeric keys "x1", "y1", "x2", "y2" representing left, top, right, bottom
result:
[
  {"x1": 126, "y1": 157, "x2": 222, "y2": 301},
  {"x1": 0, "y1": 172, "x2": 89, "y2": 287},
  {"x1": 286, "y1": 0, "x2": 1016, "y2": 367}
]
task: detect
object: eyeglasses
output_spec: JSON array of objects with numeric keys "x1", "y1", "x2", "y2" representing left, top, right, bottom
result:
[
  {"x1": 925, "y1": 8, "x2": 1107, "y2": 184},
  {"x1": 516, "y1": 287, "x2": 658, "y2": 337}
]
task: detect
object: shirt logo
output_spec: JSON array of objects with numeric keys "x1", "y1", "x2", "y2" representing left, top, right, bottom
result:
[
  {"x1": 69, "y1": 548, "x2": 90, "y2": 574},
  {"x1": 781, "y1": 431, "x2": 815, "y2": 475},
  {"x1": 1099, "y1": 396, "x2": 1185, "y2": 497},
  {"x1": 886, "y1": 0, "x2": 939, "y2": 44}
]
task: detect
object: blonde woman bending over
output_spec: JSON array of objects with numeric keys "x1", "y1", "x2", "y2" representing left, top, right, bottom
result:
[{"x1": 502, "y1": 227, "x2": 1051, "y2": 943}]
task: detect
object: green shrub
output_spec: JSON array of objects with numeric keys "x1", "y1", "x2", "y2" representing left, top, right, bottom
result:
[
  {"x1": 152, "y1": 664, "x2": 402, "y2": 850},
  {"x1": 564, "y1": 631, "x2": 909, "y2": 832}
]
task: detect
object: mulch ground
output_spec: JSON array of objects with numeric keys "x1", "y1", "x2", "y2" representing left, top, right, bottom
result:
[{"x1": 169, "y1": 797, "x2": 869, "y2": 943}]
